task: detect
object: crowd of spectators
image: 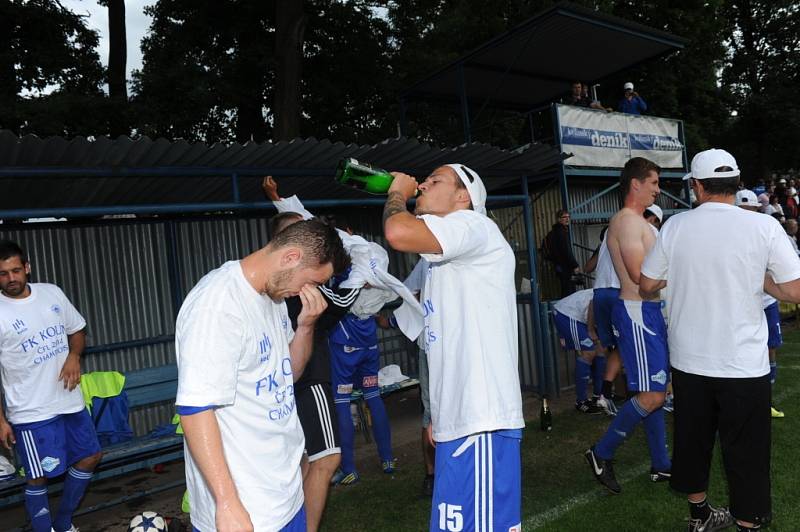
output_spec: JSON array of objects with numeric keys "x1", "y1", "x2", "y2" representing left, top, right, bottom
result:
[{"x1": 563, "y1": 80, "x2": 647, "y2": 115}]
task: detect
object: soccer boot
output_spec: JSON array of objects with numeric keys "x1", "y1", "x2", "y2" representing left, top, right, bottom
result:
[
  {"x1": 595, "y1": 395, "x2": 618, "y2": 417},
  {"x1": 584, "y1": 446, "x2": 621, "y2": 494},
  {"x1": 381, "y1": 458, "x2": 397, "y2": 474},
  {"x1": 771, "y1": 406, "x2": 785, "y2": 418},
  {"x1": 649, "y1": 468, "x2": 671, "y2": 482},
  {"x1": 330, "y1": 468, "x2": 359, "y2": 486},
  {"x1": 575, "y1": 400, "x2": 603, "y2": 414}
]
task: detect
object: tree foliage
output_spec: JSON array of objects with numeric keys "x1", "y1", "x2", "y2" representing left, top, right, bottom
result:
[{"x1": 0, "y1": 0, "x2": 106, "y2": 136}]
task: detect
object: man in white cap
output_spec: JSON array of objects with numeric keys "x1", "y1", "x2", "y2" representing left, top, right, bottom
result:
[
  {"x1": 640, "y1": 148, "x2": 800, "y2": 532},
  {"x1": 619, "y1": 82, "x2": 647, "y2": 115},
  {"x1": 644, "y1": 204, "x2": 664, "y2": 230},
  {"x1": 383, "y1": 164, "x2": 524, "y2": 532}
]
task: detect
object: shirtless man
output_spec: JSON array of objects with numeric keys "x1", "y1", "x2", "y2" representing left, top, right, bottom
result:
[{"x1": 584, "y1": 157, "x2": 671, "y2": 494}]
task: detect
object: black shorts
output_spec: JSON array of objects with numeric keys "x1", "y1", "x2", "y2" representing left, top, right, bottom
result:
[
  {"x1": 296, "y1": 383, "x2": 340, "y2": 462},
  {"x1": 670, "y1": 367, "x2": 771, "y2": 525}
]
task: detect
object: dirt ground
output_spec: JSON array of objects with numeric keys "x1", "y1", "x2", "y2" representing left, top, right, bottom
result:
[{"x1": 2, "y1": 388, "x2": 567, "y2": 531}]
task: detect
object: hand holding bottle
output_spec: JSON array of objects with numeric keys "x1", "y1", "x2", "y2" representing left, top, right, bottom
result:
[{"x1": 388, "y1": 171, "x2": 419, "y2": 199}]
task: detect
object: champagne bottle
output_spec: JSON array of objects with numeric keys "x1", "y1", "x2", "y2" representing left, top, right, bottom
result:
[
  {"x1": 335, "y1": 157, "x2": 395, "y2": 194},
  {"x1": 540, "y1": 398, "x2": 552, "y2": 432}
]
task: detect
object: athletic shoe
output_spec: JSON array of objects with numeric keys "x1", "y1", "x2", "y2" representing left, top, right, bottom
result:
[
  {"x1": 650, "y1": 468, "x2": 671, "y2": 482},
  {"x1": 421, "y1": 474, "x2": 434, "y2": 497},
  {"x1": 663, "y1": 393, "x2": 674, "y2": 413},
  {"x1": 575, "y1": 400, "x2": 603, "y2": 414},
  {"x1": 687, "y1": 504, "x2": 734, "y2": 531},
  {"x1": 382, "y1": 459, "x2": 397, "y2": 474},
  {"x1": 595, "y1": 395, "x2": 618, "y2": 417},
  {"x1": 330, "y1": 469, "x2": 359, "y2": 486},
  {"x1": 584, "y1": 446, "x2": 621, "y2": 494},
  {"x1": 771, "y1": 406, "x2": 785, "y2": 418}
]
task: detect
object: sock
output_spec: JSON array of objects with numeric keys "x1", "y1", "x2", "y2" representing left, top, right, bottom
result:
[
  {"x1": 643, "y1": 407, "x2": 671, "y2": 471},
  {"x1": 25, "y1": 485, "x2": 52, "y2": 532},
  {"x1": 365, "y1": 393, "x2": 393, "y2": 462},
  {"x1": 575, "y1": 357, "x2": 592, "y2": 402},
  {"x1": 592, "y1": 356, "x2": 607, "y2": 396},
  {"x1": 335, "y1": 401, "x2": 357, "y2": 474},
  {"x1": 770, "y1": 361, "x2": 777, "y2": 385},
  {"x1": 689, "y1": 498, "x2": 710, "y2": 521},
  {"x1": 595, "y1": 397, "x2": 648, "y2": 460},
  {"x1": 602, "y1": 380, "x2": 613, "y2": 399},
  {"x1": 53, "y1": 466, "x2": 94, "y2": 531}
]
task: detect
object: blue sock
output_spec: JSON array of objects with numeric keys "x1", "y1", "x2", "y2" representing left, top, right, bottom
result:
[
  {"x1": 575, "y1": 357, "x2": 592, "y2": 402},
  {"x1": 770, "y1": 362, "x2": 777, "y2": 385},
  {"x1": 365, "y1": 393, "x2": 393, "y2": 462},
  {"x1": 53, "y1": 466, "x2": 93, "y2": 531},
  {"x1": 334, "y1": 401, "x2": 356, "y2": 474},
  {"x1": 24, "y1": 485, "x2": 52, "y2": 532},
  {"x1": 595, "y1": 397, "x2": 648, "y2": 460},
  {"x1": 592, "y1": 356, "x2": 607, "y2": 396},
  {"x1": 643, "y1": 407, "x2": 671, "y2": 471}
]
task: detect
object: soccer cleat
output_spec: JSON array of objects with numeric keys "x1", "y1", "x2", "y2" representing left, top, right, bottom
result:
[
  {"x1": 421, "y1": 474, "x2": 434, "y2": 497},
  {"x1": 575, "y1": 400, "x2": 603, "y2": 414},
  {"x1": 663, "y1": 393, "x2": 674, "y2": 413},
  {"x1": 330, "y1": 469, "x2": 359, "y2": 486},
  {"x1": 687, "y1": 504, "x2": 734, "y2": 531},
  {"x1": 650, "y1": 468, "x2": 671, "y2": 482},
  {"x1": 771, "y1": 406, "x2": 785, "y2": 418},
  {"x1": 584, "y1": 446, "x2": 621, "y2": 494},
  {"x1": 381, "y1": 459, "x2": 397, "y2": 474},
  {"x1": 595, "y1": 395, "x2": 618, "y2": 417}
]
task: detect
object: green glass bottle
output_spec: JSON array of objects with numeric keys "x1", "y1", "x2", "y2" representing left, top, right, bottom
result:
[
  {"x1": 540, "y1": 398, "x2": 552, "y2": 432},
  {"x1": 335, "y1": 157, "x2": 395, "y2": 194}
]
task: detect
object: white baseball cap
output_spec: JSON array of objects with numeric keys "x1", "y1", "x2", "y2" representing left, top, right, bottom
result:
[
  {"x1": 445, "y1": 163, "x2": 487, "y2": 215},
  {"x1": 623, "y1": 82, "x2": 634, "y2": 90},
  {"x1": 735, "y1": 189, "x2": 759, "y2": 206},
  {"x1": 645, "y1": 204, "x2": 663, "y2": 222},
  {"x1": 683, "y1": 148, "x2": 740, "y2": 180}
]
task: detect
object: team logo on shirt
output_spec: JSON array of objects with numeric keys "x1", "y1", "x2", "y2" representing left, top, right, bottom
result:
[
  {"x1": 258, "y1": 333, "x2": 272, "y2": 363},
  {"x1": 651, "y1": 370, "x2": 667, "y2": 386},
  {"x1": 40, "y1": 456, "x2": 61, "y2": 473},
  {"x1": 11, "y1": 319, "x2": 27, "y2": 334},
  {"x1": 580, "y1": 338, "x2": 594, "y2": 348},
  {"x1": 50, "y1": 304, "x2": 61, "y2": 315}
]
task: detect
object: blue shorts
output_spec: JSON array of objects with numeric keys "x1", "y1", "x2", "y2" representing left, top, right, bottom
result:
[
  {"x1": 329, "y1": 342, "x2": 380, "y2": 404},
  {"x1": 593, "y1": 287, "x2": 620, "y2": 349},
  {"x1": 12, "y1": 409, "x2": 101, "y2": 480},
  {"x1": 431, "y1": 430, "x2": 522, "y2": 532},
  {"x1": 193, "y1": 505, "x2": 306, "y2": 532},
  {"x1": 553, "y1": 311, "x2": 595, "y2": 351},
  {"x1": 765, "y1": 302, "x2": 782, "y2": 349},
  {"x1": 611, "y1": 299, "x2": 669, "y2": 393}
]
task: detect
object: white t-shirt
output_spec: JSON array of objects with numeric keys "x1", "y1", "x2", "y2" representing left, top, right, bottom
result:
[
  {"x1": 552, "y1": 288, "x2": 593, "y2": 324},
  {"x1": 403, "y1": 258, "x2": 430, "y2": 352},
  {"x1": 0, "y1": 283, "x2": 86, "y2": 424},
  {"x1": 641, "y1": 202, "x2": 800, "y2": 378},
  {"x1": 419, "y1": 210, "x2": 524, "y2": 442},
  {"x1": 593, "y1": 235, "x2": 620, "y2": 289},
  {"x1": 176, "y1": 261, "x2": 303, "y2": 532}
]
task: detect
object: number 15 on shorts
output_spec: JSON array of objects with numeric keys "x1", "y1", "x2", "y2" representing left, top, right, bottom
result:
[{"x1": 437, "y1": 503, "x2": 463, "y2": 531}]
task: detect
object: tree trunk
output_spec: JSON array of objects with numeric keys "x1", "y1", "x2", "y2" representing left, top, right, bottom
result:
[
  {"x1": 107, "y1": 0, "x2": 128, "y2": 136},
  {"x1": 273, "y1": 0, "x2": 306, "y2": 141}
]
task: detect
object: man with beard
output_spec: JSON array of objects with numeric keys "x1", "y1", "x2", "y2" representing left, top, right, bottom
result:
[{"x1": 175, "y1": 220, "x2": 349, "y2": 532}]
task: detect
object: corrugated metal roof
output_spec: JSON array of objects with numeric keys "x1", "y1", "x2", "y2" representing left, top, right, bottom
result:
[
  {"x1": 0, "y1": 130, "x2": 564, "y2": 211},
  {"x1": 402, "y1": 2, "x2": 687, "y2": 110}
]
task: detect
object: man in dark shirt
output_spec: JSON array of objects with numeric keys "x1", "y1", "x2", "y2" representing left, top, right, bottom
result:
[{"x1": 544, "y1": 209, "x2": 580, "y2": 297}]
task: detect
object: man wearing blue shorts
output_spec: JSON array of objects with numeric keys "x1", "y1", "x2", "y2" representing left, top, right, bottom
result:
[
  {"x1": 0, "y1": 240, "x2": 102, "y2": 532},
  {"x1": 585, "y1": 158, "x2": 671, "y2": 494},
  {"x1": 552, "y1": 288, "x2": 602, "y2": 413},
  {"x1": 384, "y1": 164, "x2": 524, "y2": 532}
]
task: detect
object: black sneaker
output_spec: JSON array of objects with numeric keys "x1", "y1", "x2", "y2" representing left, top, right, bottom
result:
[
  {"x1": 687, "y1": 504, "x2": 734, "y2": 531},
  {"x1": 575, "y1": 400, "x2": 602, "y2": 414},
  {"x1": 421, "y1": 474, "x2": 434, "y2": 497},
  {"x1": 584, "y1": 446, "x2": 621, "y2": 494},
  {"x1": 649, "y1": 468, "x2": 671, "y2": 482}
]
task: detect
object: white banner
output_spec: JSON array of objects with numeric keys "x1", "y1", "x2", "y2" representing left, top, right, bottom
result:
[{"x1": 556, "y1": 104, "x2": 684, "y2": 169}]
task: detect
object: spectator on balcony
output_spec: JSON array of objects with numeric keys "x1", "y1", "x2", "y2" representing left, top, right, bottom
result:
[
  {"x1": 618, "y1": 82, "x2": 647, "y2": 115},
  {"x1": 565, "y1": 81, "x2": 606, "y2": 111}
]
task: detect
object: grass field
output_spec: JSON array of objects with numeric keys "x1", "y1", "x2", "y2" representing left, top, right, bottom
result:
[{"x1": 322, "y1": 326, "x2": 800, "y2": 531}]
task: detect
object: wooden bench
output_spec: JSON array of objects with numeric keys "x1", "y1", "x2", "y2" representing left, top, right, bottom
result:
[
  {"x1": 351, "y1": 378, "x2": 420, "y2": 443},
  {"x1": 0, "y1": 364, "x2": 183, "y2": 509}
]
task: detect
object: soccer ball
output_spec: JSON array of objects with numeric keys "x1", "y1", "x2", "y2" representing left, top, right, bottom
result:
[{"x1": 128, "y1": 511, "x2": 168, "y2": 532}]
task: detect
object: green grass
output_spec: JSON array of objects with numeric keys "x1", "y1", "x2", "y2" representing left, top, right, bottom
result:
[{"x1": 322, "y1": 327, "x2": 800, "y2": 531}]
